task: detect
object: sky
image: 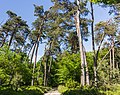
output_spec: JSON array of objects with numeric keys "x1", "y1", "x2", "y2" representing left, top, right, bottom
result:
[{"x1": 0, "y1": 0, "x2": 113, "y2": 61}]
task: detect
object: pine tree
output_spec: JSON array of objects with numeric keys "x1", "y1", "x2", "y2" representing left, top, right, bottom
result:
[
  {"x1": 48, "y1": 0, "x2": 90, "y2": 86},
  {"x1": 30, "y1": 5, "x2": 49, "y2": 86},
  {"x1": 0, "y1": 11, "x2": 30, "y2": 51}
]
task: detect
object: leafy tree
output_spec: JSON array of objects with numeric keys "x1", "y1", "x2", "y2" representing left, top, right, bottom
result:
[
  {"x1": 55, "y1": 51, "x2": 93, "y2": 87},
  {"x1": 0, "y1": 46, "x2": 32, "y2": 90},
  {"x1": 56, "y1": 52, "x2": 81, "y2": 85}
]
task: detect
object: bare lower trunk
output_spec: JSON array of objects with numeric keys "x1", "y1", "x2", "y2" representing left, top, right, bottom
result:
[
  {"x1": 93, "y1": 66, "x2": 97, "y2": 86},
  {"x1": 83, "y1": 46, "x2": 90, "y2": 85},
  {"x1": 90, "y1": 2, "x2": 97, "y2": 86},
  {"x1": 31, "y1": 37, "x2": 40, "y2": 86},
  {"x1": 75, "y1": 0, "x2": 85, "y2": 86},
  {"x1": 44, "y1": 57, "x2": 47, "y2": 86},
  {"x1": 43, "y1": 46, "x2": 48, "y2": 86},
  {"x1": 47, "y1": 57, "x2": 52, "y2": 84},
  {"x1": 48, "y1": 42, "x2": 52, "y2": 74},
  {"x1": 48, "y1": 57, "x2": 52, "y2": 74}
]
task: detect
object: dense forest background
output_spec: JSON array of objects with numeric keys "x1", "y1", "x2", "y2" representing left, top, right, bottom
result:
[{"x1": 0, "y1": 0, "x2": 120, "y2": 95}]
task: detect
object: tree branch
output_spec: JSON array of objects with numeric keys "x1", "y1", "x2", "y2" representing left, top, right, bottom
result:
[
  {"x1": 96, "y1": 32, "x2": 105, "y2": 62},
  {"x1": 62, "y1": 20, "x2": 75, "y2": 27},
  {"x1": 97, "y1": 41, "x2": 119, "y2": 70}
]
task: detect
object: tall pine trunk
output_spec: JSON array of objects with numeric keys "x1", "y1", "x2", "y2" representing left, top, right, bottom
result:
[
  {"x1": 31, "y1": 36, "x2": 40, "y2": 86},
  {"x1": 90, "y1": 2, "x2": 97, "y2": 86},
  {"x1": 75, "y1": 0, "x2": 85, "y2": 86}
]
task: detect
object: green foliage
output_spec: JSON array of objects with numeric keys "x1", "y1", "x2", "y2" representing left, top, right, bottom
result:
[
  {"x1": 0, "y1": 69, "x2": 9, "y2": 84},
  {"x1": 62, "y1": 86, "x2": 105, "y2": 95},
  {"x1": 91, "y1": 0, "x2": 120, "y2": 4},
  {"x1": 97, "y1": 49, "x2": 120, "y2": 88},
  {"x1": 86, "y1": 52, "x2": 94, "y2": 83},
  {"x1": 47, "y1": 60, "x2": 59, "y2": 87},
  {"x1": 65, "y1": 78, "x2": 79, "y2": 88},
  {"x1": 0, "y1": 10, "x2": 30, "y2": 50},
  {"x1": 100, "y1": 84, "x2": 120, "y2": 95},
  {"x1": 0, "y1": 86, "x2": 46, "y2": 95},
  {"x1": 58, "y1": 85, "x2": 68, "y2": 93},
  {"x1": 0, "y1": 46, "x2": 32, "y2": 90},
  {"x1": 98, "y1": 62, "x2": 120, "y2": 88},
  {"x1": 55, "y1": 51, "x2": 94, "y2": 86},
  {"x1": 95, "y1": 21, "x2": 117, "y2": 46},
  {"x1": 32, "y1": 63, "x2": 44, "y2": 86},
  {"x1": 25, "y1": 86, "x2": 44, "y2": 94},
  {"x1": 56, "y1": 52, "x2": 81, "y2": 84}
]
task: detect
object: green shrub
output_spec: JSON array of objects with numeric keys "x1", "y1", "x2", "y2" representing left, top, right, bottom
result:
[
  {"x1": 65, "y1": 78, "x2": 79, "y2": 88},
  {"x1": 104, "y1": 84, "x2": 120, "y2": 95},
  {"x1": 0, "y1": 86, "x2": 45, "y2": 95},
  {"x1": 58, "y1": 85, "x2": 68, "y2": 93},
  {"x1": 25, "y1": 86, "x2": 44, "y2": 93},
  {"x1": 62, "y1": 86, "x2": 105, "y2": 95},
  {"x1": 62, "y1": 85, "x2": 120, "y2": 95}
]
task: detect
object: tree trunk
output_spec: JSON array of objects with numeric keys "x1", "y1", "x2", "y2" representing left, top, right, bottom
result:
[
  {"x1": 112, "y1": 36, "x2": 115, "y2": 69},
  {"x1": 110, "y1": 45, "x2": 112, "y2": 79},
  {"x1": 34, "y1": 37, "x2": 40, "y2": 66},
  {"x1": 48, "y1": 57, "x2": 52, "y2": 74},
  {"x1": 30, "y1": 43, "x2": 36, "y2": 63},
  {"x1": 28, "y1": 43, "x2": 34, "y2": 56},
  {"x1": 43, "y1": 45, "x2": 47, "y2": 86},
  {"x1": 116, "y1": 62, "x2": 119, "y2": 70},
  {"x1": 83, "y1": 46, "x2": 90, "y2": 85},
  {"x1": 48, "y1": 41, "x2": 52, "y2": 74},
  {"x1": 95, "y1": 33, "x2": 105, "y2": 87},
  {"x1": 47, "y1": 56, "x2": 53, "y2": 85},
  {"x1": 31, "y1": 37, "x2": 40, "y2": 86},
  {"x1": 0, "y1": 32, "x2": 8, "y2": 47},
  {"x1": 44, "y1": 56, "x2": 47, "y2": 86},
  {"x1": 90, "y1": 2, "x2": 97, "y2": 86},
  {"x1": 75, "y1": 0, "x2": 85, "y2": 86},
  {"x1": 8, "y1": 30, "x2": 15, "y2": 47}
]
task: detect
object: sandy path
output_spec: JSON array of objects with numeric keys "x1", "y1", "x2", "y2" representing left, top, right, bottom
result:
[{"x1": 44, "y1": 89, "x2": 61, "y2": 95}]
